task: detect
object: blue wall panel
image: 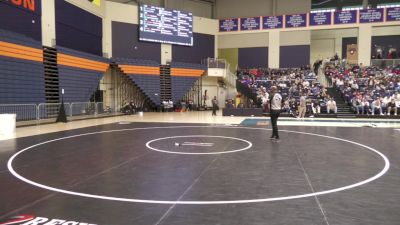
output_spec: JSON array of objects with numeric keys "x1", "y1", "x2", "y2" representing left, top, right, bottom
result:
[
  {"x1": 280, "y1": 45, "x2": 310, "y2": 68},
  {"x1": 171, "y1": 76, "x2": 198, "y2": 103},
  {"x1": 0, "y1": 56, "x2": 45, "y2": 104},
  {"x1": 55, "y1": 0, "x2": 102, "y2": 56},
  {"x1": 58, "y1": 66, "x2": 103, "y2": 103},
  {"x1": 238, "y1": 47, "x2": 268, "y2": 69},
  {"x1": 112, "y1": 21, "x2": 161, "y2": 63},
  {"x1": 128, "y1": 75, "x2": 160, "y2": 105},
  {"x1": 0, "y1": 1, "x2": 41, "y2": 41},
  {"x1": 172, "y1": 33, "x2": 215, "y2": 63}
]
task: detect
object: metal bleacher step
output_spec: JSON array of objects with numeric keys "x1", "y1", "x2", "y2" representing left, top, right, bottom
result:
[{"x1": 43, "y1": 46, "x2": 60, "y2": 103}]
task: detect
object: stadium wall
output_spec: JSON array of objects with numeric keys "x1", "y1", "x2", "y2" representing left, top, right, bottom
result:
[{"x1": 0, "y1": 0, "x2": 42, "y2": 41}]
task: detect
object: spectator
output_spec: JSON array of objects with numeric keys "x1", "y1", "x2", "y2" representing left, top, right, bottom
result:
[
  {"x1": 298, "y1": 93, "x2": 307, "y2": 118},
  {"x1": 387, "y1": 98, "x2": 397, "y2": 116},
  {"x1": 327, "y1": 98, "x2": 337, "y2": 114},
  {"x1": 371, "y1": 98, "x2": 383, "y2": 115}
]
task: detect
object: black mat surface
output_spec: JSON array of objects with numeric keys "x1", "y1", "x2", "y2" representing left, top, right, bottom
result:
[{"x1": 1, "y1": 123, "x2": 399, "y2": 225}]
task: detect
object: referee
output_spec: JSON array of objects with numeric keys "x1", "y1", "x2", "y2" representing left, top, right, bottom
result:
[{"x1": 269, "y1": 86, "x2": 282, "y2": 141}]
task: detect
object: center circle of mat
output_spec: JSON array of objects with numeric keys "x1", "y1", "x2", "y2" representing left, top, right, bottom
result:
[
  {"x1": 7, "y1": 126, "x2": 390, "y2": 205},
  {"x1": 146, "y1": 135, "x2": 252, "y2": 155}
]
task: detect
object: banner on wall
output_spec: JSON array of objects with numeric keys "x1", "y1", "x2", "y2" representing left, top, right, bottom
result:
[
  {"x1": 386, "y1": 7, "x2": 400, "y2": 21},
  {"x1": 309, "y1": 12, "x2": 332, "y2": 26},
  {"x1": 262, "y1": 16, "x2": 283, "y2": 29},
  {"x1": 334, "y1": 10, "x2": 357, "y2": 24},
  {"x1": 1, "y1": 0, "x2": 41, "y2": 14},
  {"x1": 219, "y1": 18, "x2": 239, "y2": 32},
  {"x1": 285, "y1": 14, "x2": 307, "y2": 28},
  {"x1": 359, "y1": 8, "x2": 384, "y2": 23},
  {"x1": 240, "y1": 17, "x2": 261, "y2": 31},
  {"x1": 346, "y1": 44, "x2": 358, "y2": 64}
]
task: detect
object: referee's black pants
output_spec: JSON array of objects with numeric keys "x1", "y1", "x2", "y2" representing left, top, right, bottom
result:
[{"x1": 270, "y1": 109, "x2": 280, "y2": 138}]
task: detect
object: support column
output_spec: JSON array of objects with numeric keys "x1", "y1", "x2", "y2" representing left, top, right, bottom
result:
[
  {"x1": 272, "y1": 0, "x2": 277, "y2": 16},
  {"x1": 41, "y1": 0, "x2": 56, "y2": 47},
  {"x1": 358, "y1": 24, "x2": 372, "y2": 66},
  {"x1": 268, "y1": 31, "x2": 280, "y2": 69},
  {"x1": 362, "y1": 0, "x2": 369, "y2": 9},
  {"x1": 161, "y1": 44, "x2": 172, "y2": 64}
]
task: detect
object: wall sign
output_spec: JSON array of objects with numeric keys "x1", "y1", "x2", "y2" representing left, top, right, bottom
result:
[
  {"x1": 262, "y1": 16, "x2": 283, "y2": 29},
  {"x1": 309, "y1": 12, "x2": 332, "y2": 26},
  {"x1": 285, "y1": 14, "x2": 307, "y2": 28},
  {"x1": 359, "y1": 8, "x2": 384, "y2": 23},
  {"x1": 386, "y1": 7, "x2": 400, "y2": 21},
  {"x1": 219, "y1": 18, "x2": 239, "y2": 32},
  {"x1": 334, "y1": 10, "x2": 357, "y2": 24},
  {"x1": 240, "y1": 17, "x2": 261, "y2": 31}
]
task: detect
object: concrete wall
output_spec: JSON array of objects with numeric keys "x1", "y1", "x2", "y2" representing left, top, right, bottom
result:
[
  {"x1": 218, "y1": 33, "x2": 269, "y2": 49},
  {"x1": 310, "y1": 28, "x2": 358, "y2": 63},
  {"x1": 280, "y1": 30, "x2": 310, "y2": 46},
  {"x1": 166, "y1": 0, "x2": 212, "y2": 18},
  {"x1": 276, "y1": 0, "x2": 311, "y2": 15},
  {"x1": 216, "y1": 0, "x2": 273, "y2": 19},
  {"x1": 215, "y1": 0, "x2": 311, "y2": 19}
]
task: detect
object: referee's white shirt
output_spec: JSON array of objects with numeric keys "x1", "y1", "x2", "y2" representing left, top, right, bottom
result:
[{"x1": 271, "y1": 93, "x2": 282, "y2": 110}]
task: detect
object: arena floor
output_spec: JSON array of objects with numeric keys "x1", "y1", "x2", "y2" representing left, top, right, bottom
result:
[{"x1": 1, "y1": 112, "x2": 400, "y2": 225}]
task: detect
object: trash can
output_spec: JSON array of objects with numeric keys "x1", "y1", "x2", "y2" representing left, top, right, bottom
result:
[{"x1": 0, "y1": 114, "x2": 16, "y2": 135}]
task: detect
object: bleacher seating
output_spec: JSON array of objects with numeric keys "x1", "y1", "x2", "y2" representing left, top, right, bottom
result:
[
  {"x1": 170, "y1": 62, "x2": 205, "y2": 103},
  {"x1": 57, "y1": 46, "x2": 109, "y2": 103},
  {"x1": 113, "y1": 57, "x2": 161, "y2": 105},
  {"x1": 0, "y1": 29, "x2": 45, "y2": 104}
]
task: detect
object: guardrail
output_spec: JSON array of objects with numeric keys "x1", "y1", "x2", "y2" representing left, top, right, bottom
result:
[
  {"x1": 0, "y1": 102, "x2": 115, "y2": 122},
  {"x1": 371, "y1": 59, "x2": 400, "y2": 68}
]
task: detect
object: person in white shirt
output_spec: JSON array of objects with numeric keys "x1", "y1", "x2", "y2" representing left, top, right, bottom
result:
[
  {"x1": 327, "y1": 98, "x2": 337, "y2": 114},
  {"x1": 395, "y1": 97, "x2": 400, "y2": 116},
  {"x1": 269, "y1": 86, "x2": 282, "y2": 142},
  {"x1": 382, "y1": 96, "x2": 391, "y2": 109},
  {"x1": 371, "y1": 98, "x2": 383, "y2": 115}
]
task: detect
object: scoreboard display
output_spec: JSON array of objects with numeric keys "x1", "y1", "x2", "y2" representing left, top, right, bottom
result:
[{"x1": 139, "y1": 4, "x2": 193, "y2": 46}]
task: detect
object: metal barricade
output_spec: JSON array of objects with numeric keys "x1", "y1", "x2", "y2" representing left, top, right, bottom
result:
[
  {"x1": 70, "y1": 102, "x2": 96, "y2": 117},
  {"x1": 0, "y1": 104, "x2": 37, "y2": 121},
  {"x1": 371, "y1": 59, "x2": 400, "y2": 68},
  {"x1": 95, "y1": 102, "x2": 113, "y2": 115},
  {"x1": 38, "y1": 103, "x2": 71, "y2": 120}
]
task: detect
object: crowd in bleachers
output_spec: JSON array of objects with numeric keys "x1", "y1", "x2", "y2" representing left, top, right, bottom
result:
[
  {"x1": 324, "y1": 62, "x2": 400, "y2": 116},
  {"x1": 236, "y1": 66, "x2": 338, "y2": 117}
]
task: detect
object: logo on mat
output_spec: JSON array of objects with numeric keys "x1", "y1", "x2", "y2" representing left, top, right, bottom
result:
[
  {"x1": 0, "y1": 215, "x2": 97, "y2": 225},
  {"x1": 0, "y1": 214, "x2": 34, "y2": 225}
]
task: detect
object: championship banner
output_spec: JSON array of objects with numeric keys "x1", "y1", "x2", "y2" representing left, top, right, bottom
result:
[
  {"x1": 219, "y1": 18, "x2": 239, "y2": 32},
  {"x1": 386, "y1": 7, "x2": 400, "y2": 21},
  {"x1": 309, "y1": 12, "x2": 332, "y2": 26},
  {"x1": 359, "y1": 8, "x2": 384, "y2": 23},
  {"x1": 240, "y1": 17, "x2": 261, "y2": 31},
  {"x1": 262, "y1": 16, "x2": 283, "y2": 29},
  {"x1": 334, "y1": 10, "x2": 357, "y2": 24},
  {"x1": 285, "y1": 14, "x2": 307, "y2": 28}
]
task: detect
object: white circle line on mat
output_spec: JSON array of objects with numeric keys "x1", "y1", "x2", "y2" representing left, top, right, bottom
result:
[
  {"x1": 145, "y1": 135, "x2": 252, "y2": 155},
  {"x1": 7, "y1": 126, "x2": 390, "y2": 205}
]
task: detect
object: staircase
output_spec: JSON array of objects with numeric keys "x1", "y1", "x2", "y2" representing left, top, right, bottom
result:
[
  {"x1": 327, "y1": 87, "x2": 355, "y2": 118},
  {"x1": 236, "y1": 80, "x2": 258, "y2": 106},
  {"x1": 160, "y1": 65, "x2": 172, "y2": 102},
  {"x1": 43, "y1": 46, "x2": 59, "y2": 103}
]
